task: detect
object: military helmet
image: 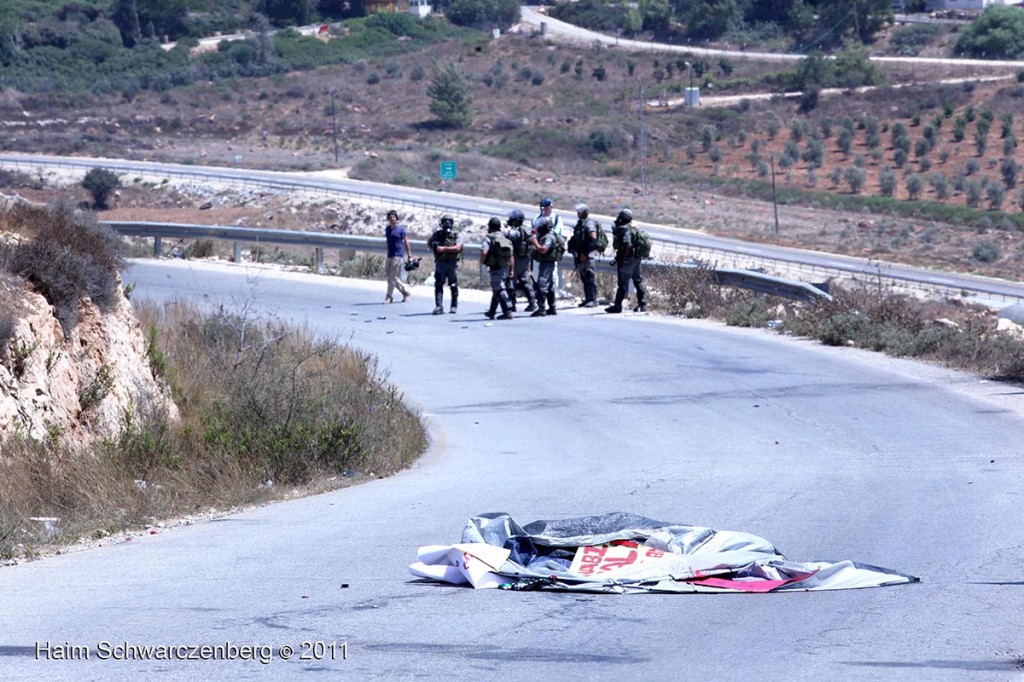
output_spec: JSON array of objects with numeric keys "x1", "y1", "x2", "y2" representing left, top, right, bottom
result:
[
  {"x1": 487, "y1": 217, "x2": 502, "y2": 231},
  {"x1": 533, "y1": 216, "x2": 551, "y2": 231},
  {"x1": 507, "y1": 209, "x2": 525, "y2": 226},
  {"x1": 616, "y1": 208, "x2": 633, "y2": 225},
  {"x1": 439, "y1": 214, "x2": 454, "y2": 228},
  {"x1": 574, "y1": 202, "x2": 589, "y2": 216}
]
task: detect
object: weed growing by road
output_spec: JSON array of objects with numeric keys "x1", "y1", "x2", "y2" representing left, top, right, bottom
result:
[
  {"x1": 651, "y1": 264, "x2": 1024, "y2": 382},
  {"x1": 0, "y1": 298, "x2": 427, "y2": 561}
]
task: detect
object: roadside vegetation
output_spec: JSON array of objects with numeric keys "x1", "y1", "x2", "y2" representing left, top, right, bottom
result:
[
  {"x1": 0, "y1": 201, "x2": 427, "y2": 561},
  {"x1": 652, "y1": 262, "x2": 1024, "y2": 381}
]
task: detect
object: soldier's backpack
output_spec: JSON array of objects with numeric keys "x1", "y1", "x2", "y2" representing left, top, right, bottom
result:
[
  {"x1": 512, "y1": 225, "x2": 533, "y2": 258},
  {"x1": 593, "y1": 221, "x2": 608, "y2": 254},
  {"x1": 571, "y1": 220, "x2": 609, "y2": 255},
  {"x1": 550, "y1": 231, "x2": 567, "y2": 261},
  {"x1": 486, "y1": 234, "x2": 514, "y2": 269},
  {"x1": 631, "y1": 226, "x2": 652, "y2": 259}
]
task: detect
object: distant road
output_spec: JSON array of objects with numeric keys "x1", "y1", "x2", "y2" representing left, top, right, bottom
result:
[
  {"x1": 520, "y1": 5, "x2": 1024, "y2": 69},
  {"x1": 160, "y1": 22, "x2": 330, "y2": 52}
]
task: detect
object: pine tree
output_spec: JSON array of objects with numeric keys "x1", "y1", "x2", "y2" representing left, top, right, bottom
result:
[{"x1": 427, "y1": 63, "x2": 474, "y2": 129}]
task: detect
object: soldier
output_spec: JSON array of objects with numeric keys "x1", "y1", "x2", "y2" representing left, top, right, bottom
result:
[
  {"x1": 383, "y1": 209, "x2": 412, "y2": 304},
  {"x1": 504, "y1": 209, "x2": 537, "y2": 313},
  {"x1": 529, "y1": 216, "x2": 558, "y2": 317},
  {"x1": 480, "y1": 217, "x2": 514, "y2": 320},
  {"x1": 569, "y1": 203, "x2": 599, "y2": 308},
  {"x1": 536, "y1": 197, "x2": 568, "y2": 295},
  {"x1": 428, "y1": 214, "x2": 463, "y2": 315},
  {"x1": 606, "y1": 208, "x2": 648, "y2": 314}
]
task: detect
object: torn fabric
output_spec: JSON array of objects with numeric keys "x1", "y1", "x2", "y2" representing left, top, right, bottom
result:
[{"x1": 409, "y1": 512, "x2": 919, "y2": 593}]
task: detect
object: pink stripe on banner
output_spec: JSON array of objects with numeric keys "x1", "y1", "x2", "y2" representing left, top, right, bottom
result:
[{"x1": 687, "y1": 569, "x2": 819, "y2": 593}]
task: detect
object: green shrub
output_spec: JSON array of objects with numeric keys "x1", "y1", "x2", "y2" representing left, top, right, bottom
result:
[
  {"x1": 955, "y1": 6, "x2": 1024, "y2": 58},
  {"x1": 0, "y1": 202, "x2": 127, "y2": 332},
  {"x1": 890, "y1": 24, "x2": 941, "y2": 56},
  {"x1": 185, "y1": 240, "x2": 216, "y2": 259},
  {"x1": 725, "y1": 298, "x2": 772, "y2": 327},
  {"x1": 972, "y1": 241, "x2": 1001, "y2": 262},
  {"x1": 366, "y1": 12, "x2": 419, "y2": 36},
  {"x1": 81, "y1": 167, "x2": 121, "y2": 210}
]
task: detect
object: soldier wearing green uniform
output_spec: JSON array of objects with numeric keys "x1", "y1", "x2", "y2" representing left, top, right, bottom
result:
[
  {"x1": 429, "y1": 214, "x2": 463, "y2": 315},
  {"x1": 480, "y1": 217, "x2": 514, "y2": 320}
]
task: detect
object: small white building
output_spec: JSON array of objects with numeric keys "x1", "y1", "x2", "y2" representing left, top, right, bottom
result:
[{"x1": 409, "y1": 0, "x2": 433, "y2": 17}]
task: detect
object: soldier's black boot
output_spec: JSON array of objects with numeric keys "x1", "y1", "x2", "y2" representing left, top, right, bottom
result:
[{"x1": 498, "y1": 296, "x2": 512, "y2": 320}]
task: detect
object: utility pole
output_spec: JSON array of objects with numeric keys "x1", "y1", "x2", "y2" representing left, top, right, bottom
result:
[
  {"x1": 770, "y1": 155, "x2": 780, "y2": 235},
  {"x1": 331, "y1": 89, "x2": 340, "y2": 165},
  {"x1": 638, "y1": 82, "x2": 647, "y2": 197}
]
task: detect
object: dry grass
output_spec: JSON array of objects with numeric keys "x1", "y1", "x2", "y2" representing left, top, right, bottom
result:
[
  {"x1": 0, "y1": 298, "x2": 427, "y2": 561},
  {"x1": 648, "y1": 264, "x2": 1024, "y2": 381}
]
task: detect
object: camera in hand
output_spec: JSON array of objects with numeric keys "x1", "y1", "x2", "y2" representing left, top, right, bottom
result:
[{"x1": 404, "y1": 257, "x2": 422, "y2": 272}]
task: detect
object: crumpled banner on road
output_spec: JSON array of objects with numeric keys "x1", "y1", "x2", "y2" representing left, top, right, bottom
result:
[{"x1": 409, "y1": 512, "x2": 919, "y2": 593}]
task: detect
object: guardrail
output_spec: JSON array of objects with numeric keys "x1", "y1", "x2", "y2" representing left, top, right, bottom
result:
[
  {"x1": 6, "y1": 155, "x2": 1022, "y2": 304},
  {"x1": 106, "y1": 221, "x2": 832, "y2": 303}
]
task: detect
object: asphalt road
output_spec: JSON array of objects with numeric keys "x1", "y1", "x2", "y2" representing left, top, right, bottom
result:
[
  {"x1": 1, "y1": 259, "x2": 1022, "y2": 680},
  {"x1": 520, "y1": 6, "x2": 1024, "y2": 69}
]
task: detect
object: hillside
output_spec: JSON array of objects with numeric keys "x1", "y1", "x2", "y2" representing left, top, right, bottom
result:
[{"x1": 2, "y1": 11, "x2": 1024, "y2": 283}]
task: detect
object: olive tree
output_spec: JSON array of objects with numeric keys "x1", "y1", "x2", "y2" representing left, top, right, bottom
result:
[{"x1": 81, "y1": 168, "x2": 121, "y2": 210}]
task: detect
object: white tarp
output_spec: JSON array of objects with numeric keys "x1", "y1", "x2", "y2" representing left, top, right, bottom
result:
[{"x1": 409, "y1": 512, "x2": 919, "y2": 593}]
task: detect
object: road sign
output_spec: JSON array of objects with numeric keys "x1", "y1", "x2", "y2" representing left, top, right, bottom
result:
[{"x1": 440, "y1": 161, "x2": 457, "y2": 180}]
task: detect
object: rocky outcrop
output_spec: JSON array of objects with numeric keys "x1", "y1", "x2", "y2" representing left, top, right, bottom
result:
[{"x1": 0, "y1": 275, "x2": 177, "y2": 451}]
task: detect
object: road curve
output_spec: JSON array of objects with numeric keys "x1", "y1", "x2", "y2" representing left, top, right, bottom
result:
[
  {"x1": 1, "y1": 259, "x2": 1022, "y2": 680},
  {"x1": 520, "y1": 6, "x2": 1024, "y2": 70}
]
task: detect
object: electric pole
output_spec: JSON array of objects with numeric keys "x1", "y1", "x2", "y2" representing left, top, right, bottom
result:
[
  {"x1": 331, "y1": 90, "x2": 340, "y2": 165},
  {"x1": 639, "y1": 82, "x2": 647, "y2": 197},
  {"x1": 771, "y1": 155, "x2": 780, "y2": 235}
]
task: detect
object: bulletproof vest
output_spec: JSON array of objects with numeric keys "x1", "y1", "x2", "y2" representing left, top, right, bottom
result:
[{"x1": 432, "y1": 228, "x2": 460, "y2": 261}]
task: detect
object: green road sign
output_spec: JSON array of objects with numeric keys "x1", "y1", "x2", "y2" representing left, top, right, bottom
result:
[{"x1": 440, "y1": 161, "x2": 457, "y2": 180}]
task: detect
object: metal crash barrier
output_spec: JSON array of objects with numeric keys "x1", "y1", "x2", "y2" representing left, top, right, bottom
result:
[{"x1": 105, "y1": 221, "x2": 832, "y2": 303}]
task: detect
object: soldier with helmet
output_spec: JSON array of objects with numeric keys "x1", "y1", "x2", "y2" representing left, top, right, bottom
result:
[
  {"x1": 504, "y1": 209, "x2": 537, "y2": 313},
  {"x1": 480, "y1": 217, "x2": 515, "y2": 320},
  {"x1": 606, "y1": 208, "x2": 648, "y2": 314},
  {"x1": 536, "y1": 197, "x2": 567, "y2": 295},
  {"x1": 528, "y1": 215, "x2": 559, "y2": 317},
  {"x1": 428, "y1": 214, "x2": 463, "y2": 315},
  {"x1": 569, "y1": 202, "x2": 599, "y2": 308}
]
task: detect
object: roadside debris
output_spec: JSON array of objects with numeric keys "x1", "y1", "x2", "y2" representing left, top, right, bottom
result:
[{"x1": 410, "y1": 512, "x2": 919, "y2": 594}]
